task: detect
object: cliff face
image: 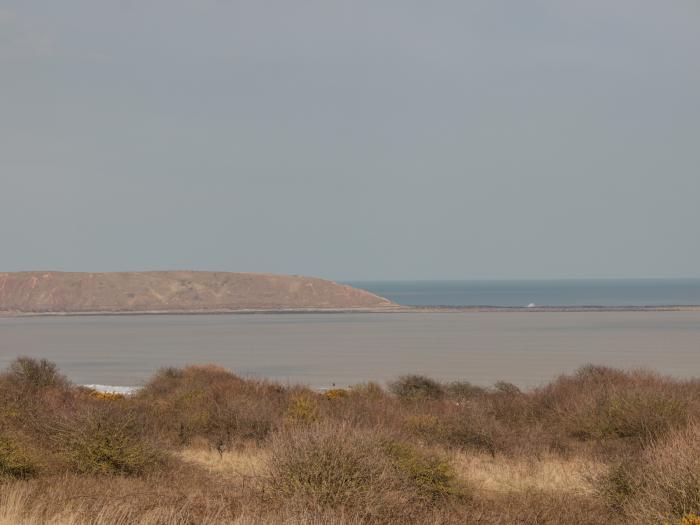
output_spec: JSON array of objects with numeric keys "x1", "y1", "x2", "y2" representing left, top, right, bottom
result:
[{"x1": 0, "y1": 271, "x2": 395, "y2": 313}]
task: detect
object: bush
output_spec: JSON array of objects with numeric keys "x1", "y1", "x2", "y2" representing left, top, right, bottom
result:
[
  {"x1": 441, "y1": 419, "x2": 496, "y2": 456},
  {"x1": 349, "y1": 381, "x2": 385, "y2": 398},
  {"x1": 53, "y1": 407, "x2": 163, "y2": 476},
  {"x1": 598, "y1": 461, "x2": 635, "y2": 512},
  {"x1": 445, "y1": 381, "x2": 486, "y2": 401},
  {"x1": 489, "y1": 382, "x2": 535, "y2": 425},
  {"x1": 601, "y1": 389, "x2": 687, "y2": 440},
  {"x1": 404, "y1": 414, "x2": 495, "y2": 456},
  {"x1": 535, "y1": 366, "x2": 690, "y2": 443},
  {"x1": 566, "y1": 387, "x2": 687, "y2": 442},
  {"x1": 136, "y1": 365, "x2": 286, "y2": 446},
  {"x1": 86, "y1": 390, "x2": 126, "y2": 401},
  {"x1": 601, "y1": 424, "x2": 700, "y2": 522},
  {"x1": 389, "y1": 375, "x2": 444, "y2": 401},
  {"x1": 265, "y1": 421, "x2": 466, "y2": 520},
  {"x1": 384, "y1": 441, "x2": 463, "y2": 501},
  {"x1": 324, "y1": 388, "x2": 348, "y2": 400},
  {"x1": 0, "y1": 435, "x2": 38, "y2": 478},
  {"x1": 140, "y1": 365, "x2": 220, "y2": 397},
  {"x1": 284, "y1": 393, "x2": 319, "y2": 425},
  {"x1": 4, "y1": 357, "x2": 69, "y2": 391},
  {"x1": 265, "y1": 423, "x2": 399, "y2": 511},
  {"x1": 404, "y1": 414, "x2": 443, "y2": 436},
  {"x1": 493, "y1": 381, "x2": 521, "y2": 396}
]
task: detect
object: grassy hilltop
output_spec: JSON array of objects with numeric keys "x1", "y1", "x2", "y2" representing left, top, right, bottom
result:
[
  {"x1": 0, "y1": 271, "x2": 395, "y2": 314},
  {"x1": 2, "y1": 358, "x2": 700, "y2": 524}
]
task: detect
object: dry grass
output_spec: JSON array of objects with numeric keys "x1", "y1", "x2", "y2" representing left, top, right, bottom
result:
[
  {"x1": 453, "y1": 451, "x2": 604, "y2": 495},
  {"x1": 0, "y1": 470, "x2": 240, "y2": 525},
  {"x1": 178, "y1": 442, "x2": 268, "y2": 478},
  {"x1": 181, "y1": 443, "x2": 603, "y2": 499}
]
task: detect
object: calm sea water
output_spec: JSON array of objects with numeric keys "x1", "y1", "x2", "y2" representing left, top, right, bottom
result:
[
  {"x1": 1, "y1": 312, "x2": 699, "y2": 388},
  {"x1": 348, "y1": 279, "x2": 700, "y2": 307}
]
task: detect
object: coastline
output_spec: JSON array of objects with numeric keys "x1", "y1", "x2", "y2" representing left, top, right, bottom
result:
[{"x1": 2, "y1": 304, "x2": 700, "y2": 318}]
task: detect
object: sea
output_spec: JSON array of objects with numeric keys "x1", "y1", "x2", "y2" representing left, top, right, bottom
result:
[
  {"x1": 347, "y1": 279, "x2": 700, "y2": 307},
  {"x1": 1, "y1": 280, "x2": 699, "y2": 390}
]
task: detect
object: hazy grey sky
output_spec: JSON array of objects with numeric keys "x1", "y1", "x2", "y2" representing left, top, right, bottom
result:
[{"x1": 1, "y1": 1, "x2": 699, "y2": 280}]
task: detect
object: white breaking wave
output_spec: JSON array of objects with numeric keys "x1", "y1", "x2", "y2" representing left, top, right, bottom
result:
[{"x1": 82, "y1": 384, "x2": 141, "y2": 395}]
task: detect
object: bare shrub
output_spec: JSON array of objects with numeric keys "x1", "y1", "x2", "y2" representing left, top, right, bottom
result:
[
  {"x1": 534, "y1": 366, "x2": 690, "y2": 443},
  {"x1": 319, "y1": 382, "x2": 402, "y2": 430},
  {"x1": 602, "y1": 424, "x2": 700, "y2": 523},
  {"x1": 441, "y1": 418, "x2": 496, "y2": 456},
  {"x1": 404, "y1": 413, "x2": 495, "y2": 457},
  {"x1": 445, "y1": 381, "x2": 487, "y2": 401},
  {"x1": 264, "y1": 422, "x2": 466, "y2": 521},
  {"x1": 349, "y1": 381, "x2": 385, "y2": 398},
  {"x1": 601, "y1": 388, "x2": 686, "y2": 440},
  {"x1": 494, "y1": 381, "x2": 521, "y2": 396},
  {"x1": 136, "y1": 365, "x2": 287, "y2": 447},
  {"x1": 389, "y1": 375, "x2": 444, "y2": 401},
  {"x1": 265, "y1": 423, "x2": 402, "y2": 512},
  {"x1": 4, "y1": 357, "x2": 69, "y2": 391}
]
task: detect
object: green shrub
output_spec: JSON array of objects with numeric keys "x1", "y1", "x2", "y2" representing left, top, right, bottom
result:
[
  {"x1": 284, "y1": 393, "x2": 319, "y2": 425},
  {"x1": 598, "y1": 461, "x2": 635, "y2": 512},
  {"x1": 384, "y1": 441, "x2": 463, "y2": 501},
  {"x1": 54, "y1": 408, "x2": 162, "y2": 476},
  {"x1": 0, "y1": 435, "x2": 38, "y2": 478},
  {"x1": 324, "y1": 388, "x2": 348, "y2": 400},
  {"x1": 493, "y1": 381, "x2": 521, "y2": 396},
  {"x1": 389, "y1": 375, "x2": 444, "y2": 401}
]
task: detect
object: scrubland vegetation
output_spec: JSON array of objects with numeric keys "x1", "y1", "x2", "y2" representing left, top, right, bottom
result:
[{"x1": 2, "y1": 357, "x2": 700, "y2": 523}]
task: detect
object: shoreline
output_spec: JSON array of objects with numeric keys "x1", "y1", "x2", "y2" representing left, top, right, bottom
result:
[{"x1": 2, "y1": 304, "x2": 700, "y2": 318}]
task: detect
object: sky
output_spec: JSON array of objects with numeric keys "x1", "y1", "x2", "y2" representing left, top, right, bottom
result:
[{"x1": 1, "y1": 1, "x2": 699, "y2": 280}]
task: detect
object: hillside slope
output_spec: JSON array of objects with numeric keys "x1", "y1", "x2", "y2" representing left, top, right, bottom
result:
[{"x1": 0, "y1": 271, "x2": 395, "y2": 314}]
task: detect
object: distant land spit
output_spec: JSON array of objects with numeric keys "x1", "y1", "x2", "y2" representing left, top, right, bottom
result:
[{"x1": 0, "y1": 271, "x2": 397, "y2": 315}]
